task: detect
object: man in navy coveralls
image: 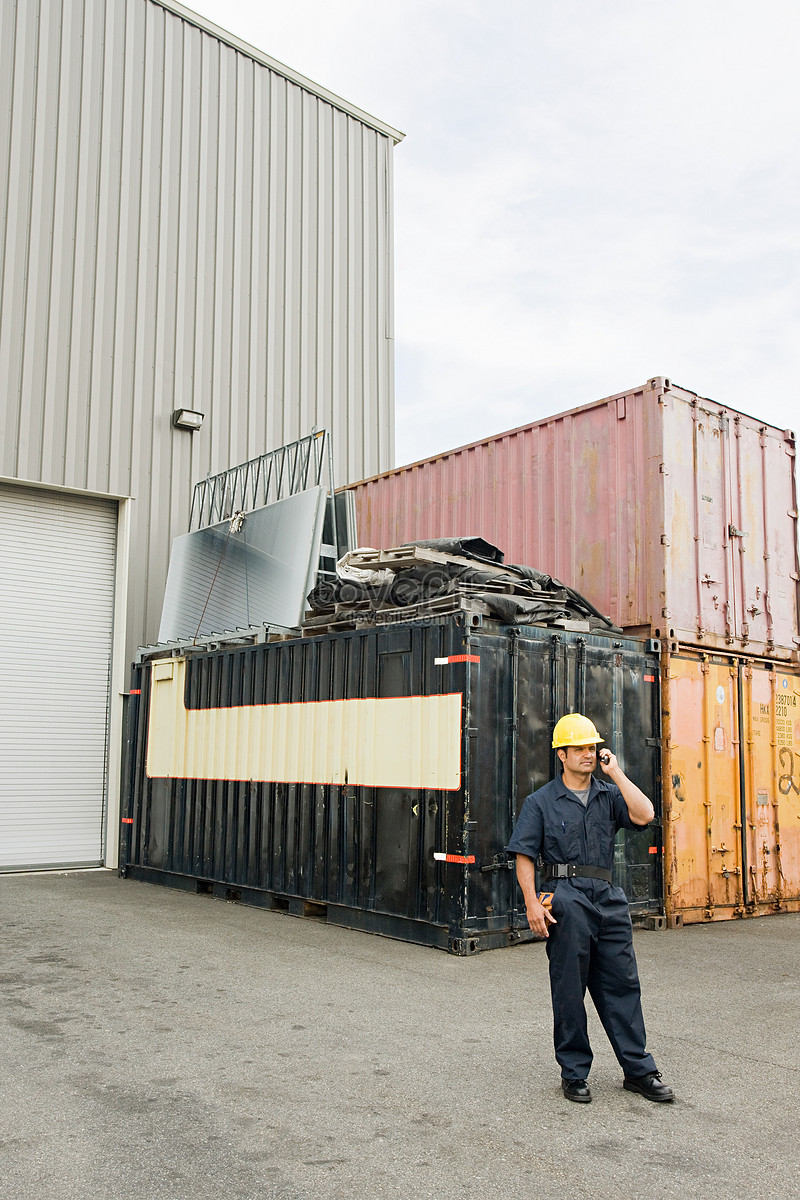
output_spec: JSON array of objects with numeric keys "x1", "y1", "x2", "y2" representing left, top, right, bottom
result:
[{"x1": 507, "y1": 712, "x2": 674, "y2": 1104}]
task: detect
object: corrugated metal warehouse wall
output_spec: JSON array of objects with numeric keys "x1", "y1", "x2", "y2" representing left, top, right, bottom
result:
[
  {"x1": 0, "y1": 0, "x2": 401, "y2": 871},
  {"x1": 0, "y1": 0, "x2": 402, "y2": 657}
]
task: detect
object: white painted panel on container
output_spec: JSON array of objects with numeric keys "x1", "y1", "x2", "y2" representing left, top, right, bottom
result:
[
  {"x1": 0, "y1": 484, "x2": 117, "y2": 870},
  {"x1": 145, "y1": 659, "x2": 463, "y2": 789}
]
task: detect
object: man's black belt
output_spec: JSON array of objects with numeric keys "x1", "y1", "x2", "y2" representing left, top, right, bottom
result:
[{"x1": 543, "y1": 863, "x2": 613, "y2": 883}]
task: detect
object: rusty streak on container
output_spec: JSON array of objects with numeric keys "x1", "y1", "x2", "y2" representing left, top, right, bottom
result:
[{"x1": 346, "y1": 378, "x2": 800, "y2": 661}]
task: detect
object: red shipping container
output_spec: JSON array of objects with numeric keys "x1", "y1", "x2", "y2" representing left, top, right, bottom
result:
[{"x1": 346, "y1": 378, "x2": 800, "y2": 660}]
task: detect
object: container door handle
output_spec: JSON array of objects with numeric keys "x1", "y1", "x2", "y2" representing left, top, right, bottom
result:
[{"x1": 480, "y1": 855, "x2": 514, "y2": 873}]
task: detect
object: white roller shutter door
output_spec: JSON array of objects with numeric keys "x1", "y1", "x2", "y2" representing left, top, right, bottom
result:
[{"x1": 0, "y1": 484, "x2": 117, "y2": 870}]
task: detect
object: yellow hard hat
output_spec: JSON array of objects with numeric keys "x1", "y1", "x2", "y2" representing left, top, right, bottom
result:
[{"x1": 551, "y1": 713, "x2": 604, "y2": 749}]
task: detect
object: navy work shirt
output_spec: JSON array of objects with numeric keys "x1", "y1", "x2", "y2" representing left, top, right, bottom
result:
[{"x1": 506, "y1": 776, "x2": 646, "y2": 869}]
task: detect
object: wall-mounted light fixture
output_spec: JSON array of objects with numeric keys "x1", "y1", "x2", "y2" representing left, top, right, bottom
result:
[{"x1": 172, "y1": 408, "x2": 205, "y2": 431}]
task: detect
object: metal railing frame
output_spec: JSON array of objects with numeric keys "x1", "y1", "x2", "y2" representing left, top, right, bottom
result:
[{"x1": 189, "y1": 429, "x2": 334, "y2": 533}]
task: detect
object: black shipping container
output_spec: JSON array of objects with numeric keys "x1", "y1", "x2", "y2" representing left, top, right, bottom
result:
[{"x1": 122, "y1": 614, "x2": 663, "y2": 953}]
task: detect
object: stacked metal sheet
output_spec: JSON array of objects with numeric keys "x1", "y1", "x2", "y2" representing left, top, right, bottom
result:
[{"x1": 305, "y1": 537, "x2": 621, "y2": 633}]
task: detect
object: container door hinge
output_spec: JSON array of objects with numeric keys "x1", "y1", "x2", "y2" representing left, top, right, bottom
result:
[
  {"x1": 645, "y1": 737, "x2": 661, "y2": 747},
  {"x1": 660, "y1": 535, "x2": 670, "y2": 546}
]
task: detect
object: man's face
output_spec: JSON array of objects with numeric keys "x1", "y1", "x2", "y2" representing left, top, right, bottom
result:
[{"x1": 560, "y1": 744, "x2": 597, "y2": 774}]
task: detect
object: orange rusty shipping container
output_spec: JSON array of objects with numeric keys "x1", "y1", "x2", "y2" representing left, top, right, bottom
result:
[
  {"x1": 663, "y1": 649, "x2": 800, "y2": 922},
  {"x1": 348, "y1": 377, "x2": 800, "y2": 660}
]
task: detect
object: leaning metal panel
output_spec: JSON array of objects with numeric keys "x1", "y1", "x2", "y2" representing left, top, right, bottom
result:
[
  {"x1": 189, "y1": 431, "x2": 331, "y2": 530},
  {"x1": 159, "y1": 487, "x2": 327, "y2": 642}
]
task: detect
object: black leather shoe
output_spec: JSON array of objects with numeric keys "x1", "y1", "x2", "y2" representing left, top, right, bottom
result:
[
  {"x1": 561, "y1": 1078, "x2": 592, "y2": 1103},
  {"x1": 623, "y1": 1071, "x2": 674, "y2": 1102}
]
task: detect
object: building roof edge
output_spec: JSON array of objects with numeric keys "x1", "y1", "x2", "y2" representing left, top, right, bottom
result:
[{"x1": 152, "y1": 0, "x2": 406, "y2": 143}]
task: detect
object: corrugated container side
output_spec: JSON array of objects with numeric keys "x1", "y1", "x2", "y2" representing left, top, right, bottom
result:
[
  {"x1": 350, "y1": 383, "x2": 660, "y2": 606},
  {"x1": 662, "y1": 650, "x2": 800, "y2": 922},
  {"x1": 660, "y1": 396, "x2": 799, "y2": 654},
  {"x1": 349, "y1": 379, "x2": 800, "y2": 659},
  {"x1": 122, "y1": 616, "x2": 662, "y2": 953}
]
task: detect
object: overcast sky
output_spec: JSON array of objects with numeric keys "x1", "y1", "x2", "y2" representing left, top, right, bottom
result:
[{"x1": 191, "y1": 0, "x2": 799, "y2": 470}]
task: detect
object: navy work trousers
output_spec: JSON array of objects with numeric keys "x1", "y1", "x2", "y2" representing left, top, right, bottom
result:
[{"x1": 546, "y1": 879, "x2": 657, "y2": 1081}]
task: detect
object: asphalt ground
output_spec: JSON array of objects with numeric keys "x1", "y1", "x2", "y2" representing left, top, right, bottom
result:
[{"x1": 2, "y1": 870, "x2": 798, "y2": 1200}]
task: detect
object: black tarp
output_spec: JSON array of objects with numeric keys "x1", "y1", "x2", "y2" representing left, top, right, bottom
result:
[{"x1": 306, "y1": 538, "x2": 621, "y2": 632}]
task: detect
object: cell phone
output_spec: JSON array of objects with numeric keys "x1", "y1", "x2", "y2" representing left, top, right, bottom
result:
[
  {"x1": 537, "y1": 891, "x2": 554, "y2": 908},
  {"x1": 600, "y1": 750, "x2": 611, "y2": 765}
]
